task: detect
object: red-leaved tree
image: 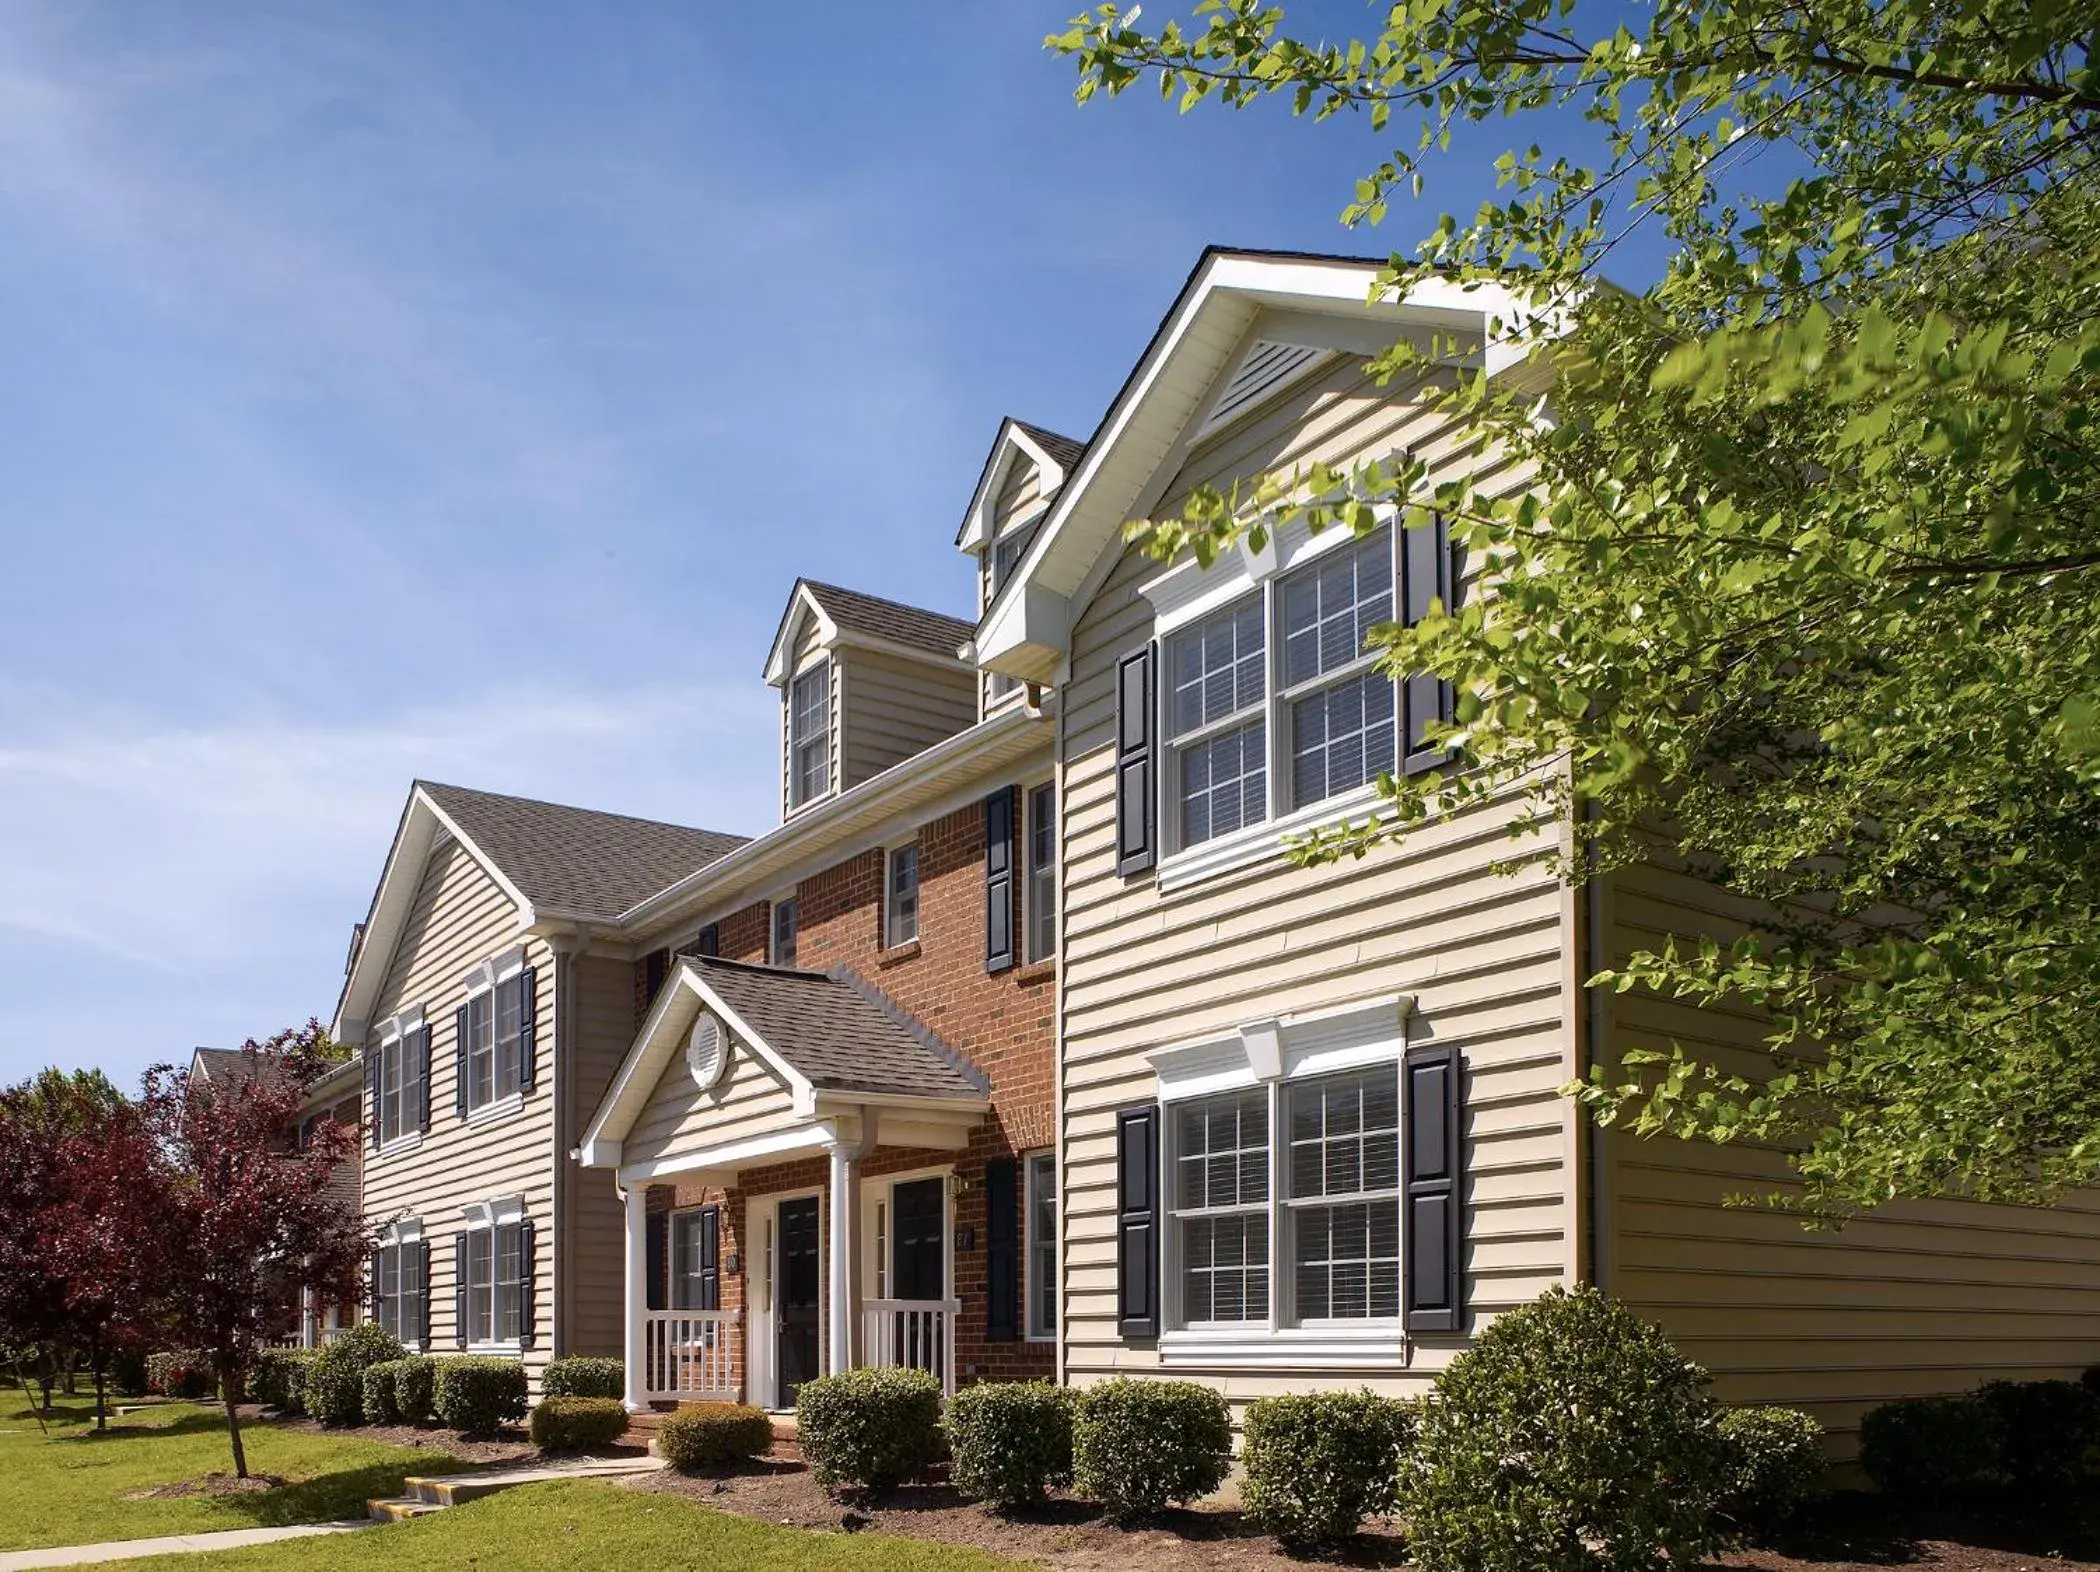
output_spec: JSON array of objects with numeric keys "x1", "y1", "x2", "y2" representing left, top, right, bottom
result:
[{"x1": 142, "y1": 1023, "x2": 370, "y2": 1477}]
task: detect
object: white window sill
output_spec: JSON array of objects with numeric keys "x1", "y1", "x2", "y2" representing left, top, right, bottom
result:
[
  {"x1": 1159, "y1": 1324, "x2": 1407, "y2": 1371},
  {"x1": 465, "y1": 1341, "x2": 523, "y2": 1357},
  {"x1": 464, "y1": 1092, "x2": 525, "y2": 1128},
  {"x1": 1157, "y1": 785, "x2": 1385, "y2": 894},
  {"x1": 377, "y1": 1133, "x2": 423, "y2": 1159}
]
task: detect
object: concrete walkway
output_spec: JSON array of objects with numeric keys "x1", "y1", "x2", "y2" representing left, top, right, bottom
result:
[{"x1": 0, "y1": 1521, "x2": 369, "y2": 1570}]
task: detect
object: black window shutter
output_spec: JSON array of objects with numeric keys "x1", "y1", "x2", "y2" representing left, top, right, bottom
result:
[
  {"x1": 452, "y1": 1231, "x2": 469, "y2": 1348},
  {"x1": 413, "y1": 1027, "x2": 432, "y2": 1132},
  {"x1": 1401, "y1": 513, "x2": 1461, "y2": 774},
  {"x1": 699, "y1": 1207, "x2": 721, "y2": 1312},
  {"x1": 416, "y1": 1240, "x2": 432, "y2": 1347},
  {"x1": 695, "y1": 923, "x2": 720, "y2": 958},
  {"x1": 1402, "y1": 1043, "x2": 1467, "y2": 1333},
  {"x1": 517, "y1": 965, "x2": 538, "y2": 1094},
  {"x1": 363, "y1": 1045, "x2": 380, "y2": 1150},
  {"x1": 1115, "y1": 1104, "x2": 1161, "y2": 1338},
  {"x1": 985, "y1": 1158, "x2": 1019, "y2": 1341},
  {"x1": 453, "y1": 1006, "x2": 470, "y2": 1119},
  {"x1": 518, "y1": 1219, "x2": 537, "y2": 1350},
  {"x1": 1114, "y1": 646, "x2": 1157, "y2": 876},
  {"x1": 643, "y1": 948, "x2": 669, "y2": 1006},
  {"x1": 645, "y1": 1212, "x2": 667, "y2": 1312},
  {"x1": 985, "y1": 787, "x2": 1016, "y2": 973}
]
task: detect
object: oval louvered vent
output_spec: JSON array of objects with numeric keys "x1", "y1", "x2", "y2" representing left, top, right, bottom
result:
[
  {"x1": 1197, "y1": 339, "x2": 1332, "y2": 439},
  {"x1": 686, "y1": 1011, "x2": 726, "y2": 1092}
]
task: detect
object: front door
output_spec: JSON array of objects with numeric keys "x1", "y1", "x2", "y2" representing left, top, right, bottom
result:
[{"x1": 777, "y1": 1196, "x2": 820, "y2": 1407}]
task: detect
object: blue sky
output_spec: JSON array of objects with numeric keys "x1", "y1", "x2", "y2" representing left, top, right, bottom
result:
[{"x1": 0, "y1": 1, "x2": 1638, "y2": 1089}]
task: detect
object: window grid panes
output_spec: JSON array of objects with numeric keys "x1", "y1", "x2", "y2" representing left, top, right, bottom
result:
[
  {"x1": 789, "y1": 661, "x2": 831, "y2": 806},
  {"x1": 1281, "y1": 530, "x2": 1398, "y2": 808},
  {"x1": 375, "y1": 1241, "x2": 424, "y2": 1345},
  {"x1": 1286, "y1": 1068, "x2": 1402, "y2": 1322},
  {"x1": 464, "y1": 977, "x2": 525, "y2": 1114},
  {"x1": 380, "y1": 1037, "x2": 404, "y2": 1144},
  {"x1": 1026, "y1": 783, "x2": 1056, "y2": 964},
  {"x1": 1173, "y1": 1090, "x2": 1270, "y2": 1324},
  {"x1": 465, "y1": 992, "x2": 494, "y2": 1109},
  {"x1": 886, "y1": 843, "x2": 920, "y2": 947},
  {"x1": 1026, "y1": 1151, "x2": 1057, "y2": 1339},
  {"x1": 1292, "y1": 667, "x2": 1397, "y2": 805},
  {"x1": 465, "y1": 1231, "x2": 493, "y2": 1344},
  {"x1": 494, "y1": 977, "x2": 524, "y2": 1101},
  {"x1": 772, "y1": 898, "x2": 799, "y2": 968},
  {"x1": 494, "y1": 1222, "x2": 524, "y2": 1342}
]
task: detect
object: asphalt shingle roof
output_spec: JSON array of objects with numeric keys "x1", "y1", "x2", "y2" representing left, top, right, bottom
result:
[
  {"x1": 801, "y1": 581, "x2": 973, "y2": 662},
  {"x1": 685, "y1": 955, "x2": 988, "y2": 1101},
  {"x1": 1014, "y1": 420, "x2": 1087, "y2": 476},
  {"x1": 420, "y1": 781, "x2": 749, "y2": 922}
]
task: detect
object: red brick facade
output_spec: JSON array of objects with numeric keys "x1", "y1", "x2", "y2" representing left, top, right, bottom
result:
[{"x1": 637, "y1": 788, "x2": 1056, "y2": 1396}]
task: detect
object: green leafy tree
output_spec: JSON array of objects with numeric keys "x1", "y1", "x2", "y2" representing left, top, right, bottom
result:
[{"x1": 1053, "y1": 1, "x2": 2100, "y2": 1212}]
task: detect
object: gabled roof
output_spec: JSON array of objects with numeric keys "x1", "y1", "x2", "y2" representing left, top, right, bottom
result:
[
  {"x1": 579, "y1": 955, "x2": 990, "y2": 1165},
  {"x1": 972, "y1": 248, "x2": 1550, "y2": 681},
  {"x1": 1013, "y1": 421, "x2": 1087, "y2": 475},
  {"x1": 418, "y1": 782, "x2": 748, "y2": 923},
  {"x1": 762, "y1": 578, "x2": 973, "y2": 685},
  {"x1": 334, "y1": 781, "x2": 746, "y2": 1042},
  {"x1": 955, "y1": 416, "x2": 1088, "y2": 552}
]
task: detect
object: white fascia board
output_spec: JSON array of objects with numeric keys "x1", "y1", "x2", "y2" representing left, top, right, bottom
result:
[
  {"x1": 956, "y1": 420, "x2": 1071, "y2": 554},
  {"x1": 762, "y1": 584, "x2": 840, "y2": 687},
  {"x1": 617, "y1": 1121, "x2": 833, "y2": 1185},
  {"x1": 614, "y1": 704, "x2": 1050, "y2": 934}
]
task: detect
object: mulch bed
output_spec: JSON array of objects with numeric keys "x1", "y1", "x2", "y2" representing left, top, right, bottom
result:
[
  {"x1": 639, "y1": 1458, "x2": 2100, "y2": 1571},
  {"x1": 263, "y1": 1411, "x2": 539, "y2": 1464},
  {"x1": 127, "y1": 1474, "x2": 289, "y2": 1500}
]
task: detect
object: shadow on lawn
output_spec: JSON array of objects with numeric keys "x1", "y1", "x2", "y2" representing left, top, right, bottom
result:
[
  {"x1": 214, "y1": 1457, "x2": 472, "y2": 1528},
  {"x1": 1734, "y1": 1489, "x2": 2100, "y2": 1567}
]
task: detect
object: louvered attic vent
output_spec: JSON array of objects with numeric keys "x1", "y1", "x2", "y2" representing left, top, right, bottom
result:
[{"x1": 1196, "y1": 339, "x2": 1332, "y2": 439}]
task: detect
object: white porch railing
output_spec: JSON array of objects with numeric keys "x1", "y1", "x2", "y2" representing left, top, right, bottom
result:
[
  {"x1": 862, "y1": 1298, "x2": 959, "y2": 1395},
  {"x1": 642, "y1": 1310, "x2": 741, "y2": 1402}
]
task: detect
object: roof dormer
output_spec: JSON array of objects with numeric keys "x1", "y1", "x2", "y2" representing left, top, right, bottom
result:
[
  {"x1": 958, "y1": 418, "x2": 1087, "y2": 716},
  {"x1": 763, "y1": 580, "x2": 977, "y2": 820}
]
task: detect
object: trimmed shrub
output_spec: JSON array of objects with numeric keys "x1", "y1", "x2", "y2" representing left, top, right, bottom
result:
[
  {"x1": 391, "y1": 1355, "x2": 436, "y2": 1426},
  {"x1": 530, "y1": 1396, "x2": 629, "y2": 1451},
  {"x1": 657, "y1": 1403, "x2": 774, "y2": 1471},
  {"x1": 1403, "y1": 1285, "x2": 1730, "y2": 1572},
  {"x1": 1859, "y1": 1394, "x2": 2003, "y2": 1498},
  {"x1": 795, "y1": 1366, "x2": 945, "y2": 1493},
  {"x1": 304, "y1": 1323, "x2": 405, "y2": 1427},
  {"x1": 109, "y1": 1348, "x2": 150, "y2": 1399},
  {"x1": 433, "y1": 1357, "x2": 528, "y2": 1434},
  {"x1": 945, "y1": 1382, "x2": 1076, "y2": 1508},
  {"x1": 362, "y1": 1361, "x2": 401, "y2": 1425},
  {"x1": 1072, "y1": 1377, "x2": 1233, "y2": 1522},
  {"x1": 1242, "y1": 1390, "x2": 1418, "y2": 1550},
  {"x1": 542, "y1": 1357, "x2": 624, "y2": 1400},
  {"x1": 145, "y1": 1350, "x2": 215, "y2": 1401},
  {"x1": 1716, "y1": 1407, "x2": 1827, "y2": 1534},
  {"x1": 1976, "y1": 1379, "x2": 2100, "y2": 1493},
  {"x1": 249, "y1": 1349, "x2": 314, "y2": 1414}
]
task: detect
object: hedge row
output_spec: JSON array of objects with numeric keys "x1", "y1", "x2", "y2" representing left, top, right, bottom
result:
[{"x1": 1861, "y1": 1375, "x2": 2100, "y2": 1497}]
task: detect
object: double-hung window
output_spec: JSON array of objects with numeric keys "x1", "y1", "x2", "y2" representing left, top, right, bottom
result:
[
  {"x1": 1166, "y1": 596, "x2": 1268, "y2": 848},
  {"x1": 1025, "y1": 1151, "x2": 1057, "y2": 1340},
  {"x1": 372, "y1": 1228, "x2": 426, "y2": 1346},
  {"x1": 461, "y1": 957, "x2": 529, "y2": 1115},
  {"x1": 885, "y1": 842, "x2": 920, "y2": 947},
  {"x1": 1167, "y1": 1063, "x2": 1402, "y2": 1330},
  {"x1": 458, "y1": 1202, "x2": 530, "y2": 1348},
  {"x1": 1024, "y1": 782, "x2": 1056, "y2": 964},
  {"x1": 1280, "y1": 533, "x2": 1396, "y2": 806},
  {"x1": 771, "y1": 897, "x2": 799, "y2": 968},
  {"x1": 372, "y1": 1011, "x2": 427, "y2": 1147},
  {"x1": 670, "y1": 1208, "x2": 720, "y2": 1311},
  {"x1": 788, "y1": 661, "x2": 832, "y2": 808}
]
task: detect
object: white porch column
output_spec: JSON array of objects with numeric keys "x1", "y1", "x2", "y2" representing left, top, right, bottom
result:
[
  {"x1": 827, "y1": 1124, "x2": 862, "y2": 1376},
  {"x1": 622, "y1": 1181, "x2": 649, "y2": 1412}
]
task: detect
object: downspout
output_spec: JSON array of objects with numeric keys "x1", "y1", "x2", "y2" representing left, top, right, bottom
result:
[{"x1": 1580, "y1": 795, "x2": 1607, "y2": 1292}]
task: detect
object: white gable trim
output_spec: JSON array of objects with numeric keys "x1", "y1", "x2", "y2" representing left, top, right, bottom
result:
[
  {"x1": 332, "y1": 786, "x2": 537, "y2": 1045},
  {"x1": 762, "y1": 583, "x2": 841, "y2": 687},
  {"x1": 578, "y1": 959, "x2": 818, "y2": 1168},
  {"x1": 956, "y1": 419, "x2": 1071, "y2": 553}
]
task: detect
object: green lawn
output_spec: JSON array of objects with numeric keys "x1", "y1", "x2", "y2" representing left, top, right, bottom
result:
[
  {"x1": 0, "y1": 1398, "x2": 472, "y2": 1550},
  {"x1": 110, "y1": 1481, "x2": 1017, "y2": 1571}
]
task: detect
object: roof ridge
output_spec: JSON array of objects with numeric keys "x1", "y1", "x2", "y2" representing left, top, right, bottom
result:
[
  {"x1": 417, "y1": 780, "x2": 750, "y2": 843},
  {"x1": 800, "y1": 580, "x2": 972, "y2": 630},
  {"x1": 825, "y1": 964, "x2": 990, "y2": 1096},
  {"x1": 683, "y1": 953, "x2": 831, "y2": 983}
]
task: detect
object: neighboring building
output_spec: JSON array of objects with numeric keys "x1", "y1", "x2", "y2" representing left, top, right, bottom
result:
[
  {"x1": 188, "y1": 1047, "x2": 365, "y2": 1346},
  {"x1": 972, "y1": 246, "x2": 2100, "y2": 1460},
  {"x1": 580, "y1": 572, "x2": 1059, "y2": 1409}
]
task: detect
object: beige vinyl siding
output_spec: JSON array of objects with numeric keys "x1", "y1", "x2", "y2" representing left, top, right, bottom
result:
[
  {"x1": 840, "y1": 649, "x2": 975, "y2": 789},
  {"x1": 622, "y1": 1036, "x2": 799, "y2": 1172},
  {"x1": 1059, "y1": 352, "x2": 1569, "y2": 1408},
  {"x1": 996, "y1": 453, "x2": 1043, "y2": 529},
  {"x1": 562, "y1": 952, "x2": 636, "y2": 1359},
  {"x1": 359, "y1": 834, "x2": 559, "y2": 1388},
  {"x1": 1601, "y1": 858, "x2": 2100, "y2": 1462}
]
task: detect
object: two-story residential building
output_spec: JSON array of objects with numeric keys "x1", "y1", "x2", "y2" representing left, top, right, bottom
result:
[{"x1": 970, "y1": 246, "x2": 2100, "y2": 1461}]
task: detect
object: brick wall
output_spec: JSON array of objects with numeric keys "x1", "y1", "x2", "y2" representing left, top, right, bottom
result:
[{"x1": 636, "y1": 789, "x2": 1056, "y2": 1392}]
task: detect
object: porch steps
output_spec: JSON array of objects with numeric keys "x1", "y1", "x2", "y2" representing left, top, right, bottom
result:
[{"x1": 365, "y1": 1455, "x2": 666, "y2": 1522}]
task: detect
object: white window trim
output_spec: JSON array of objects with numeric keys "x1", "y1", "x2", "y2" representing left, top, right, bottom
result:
[
  {"x1": 787, "y1": 656, "x2": 835, "y2": 812},
  {"x1": 458, "y1": 1196, "x2": 527, "y2": 1356},
  {"x1": 1144, "y1": 511, "x2": 1410, "y2": 894},
  {"x1": 883, "y1": 838, "x2": 921, "y2": 949},
  {"x1": 373, "y1": 1006, "x2": 426, "y2": 1156},
  {"x1": 377, "y1": 1218, "x2": 426, "y2": 1353},
  {"x1": 1146, "y1": 996, "x2": 1415, "y2": 1369},
  {"x1": 1023, "y1": 1150, "x2": 1057, "y2": 1343},
  {"x1": 458, "y1": 948, "x2": 528, "y2": 1118},
  {"x1": 1023, "y1": 780, "x2": 1057, "y2": 965}
]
